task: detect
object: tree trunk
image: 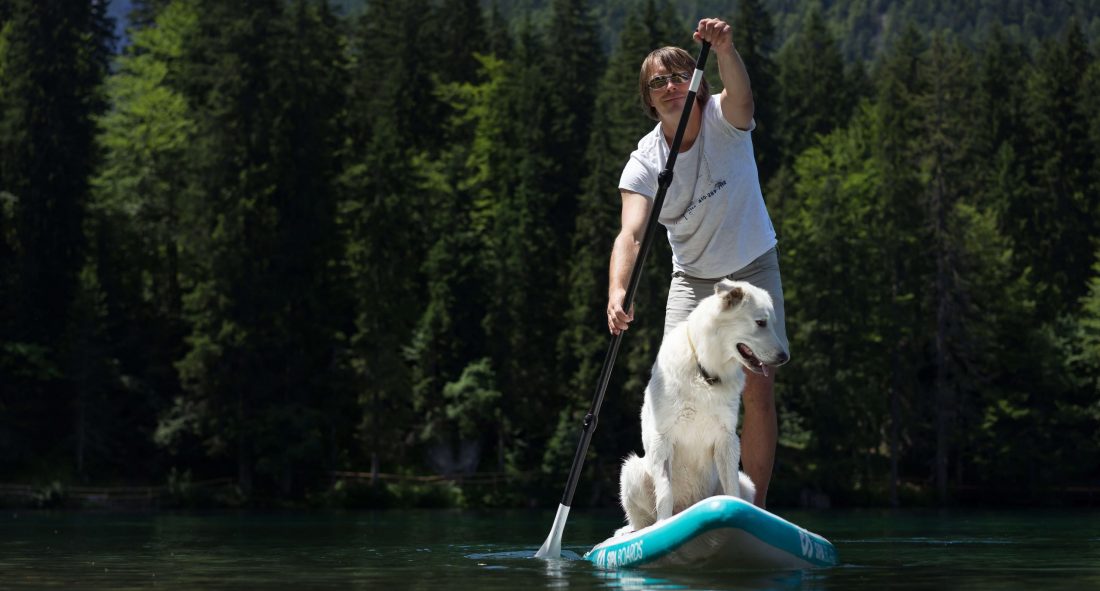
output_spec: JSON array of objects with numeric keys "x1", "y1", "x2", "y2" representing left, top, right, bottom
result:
[
  {"x1": 932, "y1": 118, "x2": 953, "y2": 506},
  {"x1": 76, "y1": 386, "x2": 86, "y2": 481},
  {"x1": 371, "y1": 388, "x2": 380, "y2": 486},
  {"x1": 238, "y1": 391, "x2": 253, "y2": 495},
  {"x1": 889, "y1": 330, "x2": 901, "y2": 507}
]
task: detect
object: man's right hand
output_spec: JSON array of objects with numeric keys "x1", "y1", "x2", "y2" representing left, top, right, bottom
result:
[{"x1": 608, "y1": 288, "x2": 635, "y2": 335}]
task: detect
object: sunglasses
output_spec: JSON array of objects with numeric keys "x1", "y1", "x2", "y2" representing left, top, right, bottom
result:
[{"x1": 647, "y1": 71, "x2": 692, "y2": 90}]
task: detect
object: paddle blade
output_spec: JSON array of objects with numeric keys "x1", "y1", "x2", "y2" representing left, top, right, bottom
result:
[{"x1": 534, "y1": 503, "x2": 571, "y2": 558}]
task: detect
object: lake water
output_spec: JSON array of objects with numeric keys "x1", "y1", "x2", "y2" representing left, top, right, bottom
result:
[{"x1": 1, "y1": 507, "x2": 1098, "y2": 589}]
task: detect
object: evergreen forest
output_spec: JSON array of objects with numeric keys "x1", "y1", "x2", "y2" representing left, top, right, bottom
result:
[{"x1": 1, "y1": 0, "x2": 1099, "y2": 509}]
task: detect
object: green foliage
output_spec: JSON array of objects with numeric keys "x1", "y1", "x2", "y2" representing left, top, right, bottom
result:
[
  {"x1": 343, "y1": 0, "x2": 438, "y2": 482},
  {"x1": 32, "y1": 481, "x2": 67, "y2": 509},
  {"x1": 781, "y1": 103, "x2": 891, "y2": 495},
  {"x1": 0, "y1": 0, "x2": 113, "y2": 477},
  {"x1": 138, "y1": 0, "x2": 352, "y2": 496},
  {"x1": 436, "y1": 0, "x2": 488, "y2": 83},
  {"x1": 323, "y1": 478, "x2": 467, "y2": 509},
  {"x1": 1052, "y1": 250, "x2": 1100, "y2": 484},
  {"x1": 1, "y1": 0, "x2": 1098, "y2": 508},
  {"x1": 733, "y1": 0, "x2": 781, "y2": 181},
  {"x1": 1014, "y1": 22, "x2": 1097, "y2": 317},
  {"x1": 1075, "y1": 251, "x2": 1100, "y2": 385},
  {"x1": 774, "y1": 7, "x2": 857, "y2": 168},
  {"x1": 92, "y1": 2, "x2": 199, "y2": 467},
  {"x1": 160, "y1": 468, "x2": 234, "y2": 509},
  {"x1": 441, "y1": 359, "x2": 503, "y2": 439},
  {"x1": 772, "y1": 0, "x2": 1100, "y2": 61},
  {"x1": 406, "y1": 44, "x2": 498, "y2": 472}
]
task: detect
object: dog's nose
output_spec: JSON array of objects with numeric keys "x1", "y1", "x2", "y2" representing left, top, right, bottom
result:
[{"x1": 775, "y1": 351, "x2": 789, "y2": 365}]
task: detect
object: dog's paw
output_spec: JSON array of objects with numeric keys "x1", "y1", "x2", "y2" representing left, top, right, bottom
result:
[
  {"x1": 613, "y1": 525, "x2": 634, "y2": 537},
  {"x1": 738, "y1": 471, "x2": 757, "y2": 503}
]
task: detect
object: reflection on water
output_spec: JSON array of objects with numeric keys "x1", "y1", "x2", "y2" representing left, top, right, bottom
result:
[
  {"x1": 0, "y1": 509, "x2": 1098, "y2": 590},
  {"x1": 590, "y1": 567, "x2": 816, "y2": 591},
  {"x1": 465, "y1": 549, "x2": 818, "y2": 591}
]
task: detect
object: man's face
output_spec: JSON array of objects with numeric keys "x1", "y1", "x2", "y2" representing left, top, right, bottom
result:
[{"x1": 646, "y1": 66, "x2": 692, "y2": 122}]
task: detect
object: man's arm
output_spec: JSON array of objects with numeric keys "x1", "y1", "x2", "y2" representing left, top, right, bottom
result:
[
  {"x1": 608, "y1": 190, "x2": 652, "y2": 335},
  {"x1": 695, "y1": 18, "x2": 754, "y2": 130}
]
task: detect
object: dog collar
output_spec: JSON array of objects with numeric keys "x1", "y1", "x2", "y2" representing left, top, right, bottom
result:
[
  {"x1": 687, "y1": 328, "x2": 721, "y2": 385},
  {"x1": 697, "y1": 363, "x2": 721, "y2": 385}
]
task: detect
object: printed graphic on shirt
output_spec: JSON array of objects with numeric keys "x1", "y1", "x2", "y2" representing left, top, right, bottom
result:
[{"x1": 682, "y1": 179, "x2": 727, "y2": 221}]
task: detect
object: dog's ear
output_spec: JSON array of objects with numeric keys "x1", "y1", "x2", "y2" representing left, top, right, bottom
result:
[
  {"x1": 720, "y1": 285, "x2": 744, "y2": 309},
  {"x1": 713, "y1": 279, "x2": 735, "y2": 296}
]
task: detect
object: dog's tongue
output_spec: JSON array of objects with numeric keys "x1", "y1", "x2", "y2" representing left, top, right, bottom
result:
[{"x1": 761, "y1": 364, "x2": 769, "y2": 378}]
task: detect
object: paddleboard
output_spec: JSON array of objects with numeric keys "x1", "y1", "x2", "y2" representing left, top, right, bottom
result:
[{"x1": 585, "y1": 495, "x2": 837, "y2": 570}]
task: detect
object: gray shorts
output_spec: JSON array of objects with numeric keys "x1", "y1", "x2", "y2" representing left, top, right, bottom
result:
[{"x1": 664, "y1": 246, "x2": 789, "y2": 352}]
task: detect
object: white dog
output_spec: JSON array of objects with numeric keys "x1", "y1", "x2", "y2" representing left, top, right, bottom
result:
[{"x1": 618, "y1": 279, "x2": 789, "y2": 534}]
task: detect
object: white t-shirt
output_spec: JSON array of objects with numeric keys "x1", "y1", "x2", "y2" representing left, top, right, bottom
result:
[{"x1": 618, "y1": 94, "x2": 776, "y2": 279}]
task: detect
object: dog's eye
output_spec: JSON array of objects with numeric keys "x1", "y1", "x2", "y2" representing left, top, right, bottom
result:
[{"x1": 756, "y1": 320, "x2": 767, "y2": 328}]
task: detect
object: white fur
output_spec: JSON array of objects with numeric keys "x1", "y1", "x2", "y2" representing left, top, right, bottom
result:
[{"x1": 617, "y1": 279, "x2": 789, "y2": 535}]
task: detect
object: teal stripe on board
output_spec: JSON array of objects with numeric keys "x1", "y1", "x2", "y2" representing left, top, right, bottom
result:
[{"x1": 584, "y1": 496, "x2": 837, "y2": 570}]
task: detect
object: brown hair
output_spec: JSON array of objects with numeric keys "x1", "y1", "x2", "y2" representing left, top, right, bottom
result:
[{"x1": 639, "y1": 46, "x2": 710, "y2": 121}]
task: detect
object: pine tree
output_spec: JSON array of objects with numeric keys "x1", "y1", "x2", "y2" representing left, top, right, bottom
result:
[
  {"x1": 172, "y1": 0, "x2": 281, "y2": 496},
  {"x1": 974, "y1": 24, "x2": 1027, "y2": 175},
  {"x1": 766, "y1": 6, "x2": 855, "y2": 245},
  {"x1": 542, "y1": 0, "x2": 604, "y2": 243},
  {"x1": 951, "y1": 23, "x2": 1054, "y2": 494},
  {"x1": 0, "y1": 0, "x2": 112, "y2": 476},
  {"x1": 170, "y1": 0, "x2": 348, "y2": 496},
  {"x1": 406, "y1": 43, "x2": 502, "y2": 476},
  {"x1": 970, "y1": 23, "x2": 1031, "y2": 236},
  {"x1": 422, "y1": 51, "x2": 524, "y2": 480},
  {"x1": 343, "y1": 0, "x2": 436, "y2": 481},
  {"x1": 869, "y1": 22, "x2": 927, "y2": 506},
  {"x1": 261, "y1": 0, "x2": 350, "y2": 494},
  {"x1": 436, "y1": 0, "x2": 487, "y2": 84},
  {"x1": 773, "y1": 7, "x2": 852, "y2": 168},
  {"x1": 485, "y1": 0, "x2": 512, "y2": 57},
  {"x1": 780, "y1": 103, "x2": 894, "y2": 499},
  {"x1": 731, "y1": 0, "x2": 780, "y2": 182},
  {"x1": 128, "y1": 0, "x2": 173, "y2": 29},
  {"x1": 990, "y1": 23, "x2": 1100, "y2": 494},
  {"x1": 480, "y1": 20, "x2": 562, "y2": 484},
  {"x1": 92, "y1": 0, "x2": 201, "y2": 483},
  {"x1": 1084, "y1": 52, "x2": 1100, "y2": 246},
  {"x1": 1060, "y1": 248, "x2": 1100, "y2": 483},
  {"x1": 1018, "y1": 21, "x2": 1095, "y2": 317},
  {"x1": 916, "y1": 33, "x2": 979, "y2": 503}
]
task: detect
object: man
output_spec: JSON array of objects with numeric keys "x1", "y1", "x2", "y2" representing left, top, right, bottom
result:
[{"x1": 607, "y1": 18, "x2": 786, "y2": 508}]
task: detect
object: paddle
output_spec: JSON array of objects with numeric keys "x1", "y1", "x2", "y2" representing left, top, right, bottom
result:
[{"x1": 534, "y1": 40, "x2": 712, "y2": 560}]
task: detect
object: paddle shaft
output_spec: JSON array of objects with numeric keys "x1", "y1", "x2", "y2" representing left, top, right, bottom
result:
[{"x1": 558, "y1": 41, "x2": 711, "y2": 511}]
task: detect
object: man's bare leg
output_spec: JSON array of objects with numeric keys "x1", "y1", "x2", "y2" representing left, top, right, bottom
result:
[{"x1": 741, "y1": 369, "x2": 777, "y2": 508}]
